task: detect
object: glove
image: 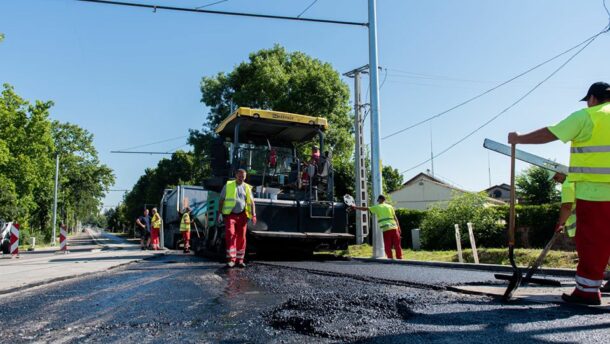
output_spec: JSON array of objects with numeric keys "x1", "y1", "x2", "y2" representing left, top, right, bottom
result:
[{"x1": 554, "y1": 223, "x2": 564, "y2": 233}]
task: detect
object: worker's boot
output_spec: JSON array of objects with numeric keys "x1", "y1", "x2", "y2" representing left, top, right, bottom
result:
[
  {"x1": 226, "y1": 261, "x2": 235, "y2": 268},
  {"x1": 561, "y1": 290, "x2": 602, "y2": 306},
  {"x1": 601, "y1": 281, "x2": 610, "y2": 293},
  {"x1": 237, "y1": 262, "x2": 246, "y2": 268}
]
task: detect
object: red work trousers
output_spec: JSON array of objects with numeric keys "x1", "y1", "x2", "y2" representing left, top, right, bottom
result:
[
  {"x1": 225, "y1": 212, "x2": 248, "y2": 263},
  {"x1": 151, "y1": 228, "x2": 160, "y2": 249},
  {"x1": 572, "y1": 199, "x2": 610, "y2": 300},
  {"x1": 383, "y1": 228, "x2": 402, "y2": 259},
  {"x1": 181, "y1": 231, "x2": 191, "y2": 250}
]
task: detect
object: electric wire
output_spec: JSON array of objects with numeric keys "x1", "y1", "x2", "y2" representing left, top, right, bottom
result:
[
  {"x1": 195, "y1": 0, "x2": 228, "y2": 10},
  {"x1": 297, "y1": 0, "x2": 319, "y2": 18},
  {"x1": 400, "y1": 29, "x2": 607, "y2": 175},
  {"x1": 382, "y1": 27, "x2": 610, "y2": 141},
  {"x1": 78, "y1": 0, "x2": 367, "y2": 26},
  {"x1": 115, "y1": 135, "x2": 188, "y2": 151}
]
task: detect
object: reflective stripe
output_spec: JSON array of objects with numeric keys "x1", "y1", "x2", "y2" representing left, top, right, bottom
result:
[
  {"x1": 569, "y1": 167, "x2": 610, "y2": 174},
  {"x1": 576, "y1": 284, "x2": 601, "y2": 293},
  {"x1": 571, "y1": 145, "x2": 610, "y2": 153},
  {"x1": 575, "y1": 275, "x2": 603, "y2": 287}
]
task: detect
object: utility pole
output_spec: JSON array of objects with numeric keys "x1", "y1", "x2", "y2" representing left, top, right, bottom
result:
[
  {"x1": 344, "y1": 65, "x2": 370, "y2": 245},
  {"x1": 51, "y1": 153, "x2": 59, "y2": 246},
  {"x1": 368, "y1": 0, "x2": 385, "y2": 258}
]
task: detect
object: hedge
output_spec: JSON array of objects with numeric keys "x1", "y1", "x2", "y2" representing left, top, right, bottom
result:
[{"x1": 392, "y1": 203, "x2": 561, "y2": 250}]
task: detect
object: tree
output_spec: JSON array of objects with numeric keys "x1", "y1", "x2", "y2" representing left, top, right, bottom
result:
[
  {"x1": 191, "y1": 45, "x2": 355, "y2": 194},
  {"x1": 0, "y1": 84, "x2": 55, "y2": 233},
  {"x1": 123, "y1": 151, "x2": 196, "y2": 225},
  {"x1": 516, "y1": 166, "x2": 560, "y2": 205},
  {"x1": 52, "y1": 121, "x2": 115, "y2": 231},
  {"x1": 382, "y1": 165, "x2": 404, "y2": 194},
  {"x1": 420, "y1": 192, "x2": 504, "y2": 250}
]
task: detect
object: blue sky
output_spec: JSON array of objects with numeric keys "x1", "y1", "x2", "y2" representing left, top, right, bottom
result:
[{"x1": 1, "y1": 0, "x2": 609, "y2": 209}]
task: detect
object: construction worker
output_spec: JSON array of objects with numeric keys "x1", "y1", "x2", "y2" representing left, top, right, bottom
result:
[
  {"x1": 151, "y1": 207, "x2": 162, "y2": 250},
  {"x1": 218, "y1": 169, "x2": 257, "y2": 268},
  {"x1": 135, "y1": 208, "x2": 151, "y2": 250},
  {"x1": 351, "y1": 195, "x2": 402, "y2": 259},
  {"x1": 550, "y1": 172, "x2": 576, "y2": 238},
  {"x1": 508, "y1": 81, "x2": 610, "y2": 305},
  {"x1": 552, "y1": 172, "x2": 610, "y2": 292},
  {"x1": 180, "y1": 207, "x2": 191, "y2": 254}
]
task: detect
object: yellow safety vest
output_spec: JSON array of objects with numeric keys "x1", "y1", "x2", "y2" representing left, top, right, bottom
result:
[
  {"x1": 568, "y1": 103, "x2": 610, "y2": 183},
  {"x1": 371, "y1": 203, "x2": 398, "y2": 232},
  {"x1": 180, "y1": 213, "x2": 190, "y2": 232},
  {"x1": 565, "y1": 207, "x2": 576, "y2": 238},
  {"x1": 151, "y1": 213, "x2": 162, "y2": 228},
  {"x1": 222, "y1": 180, "x2": 253, "y2": 218},
  {"x1": 561, "y1": 181, "x2": 576, "y2": 238}
]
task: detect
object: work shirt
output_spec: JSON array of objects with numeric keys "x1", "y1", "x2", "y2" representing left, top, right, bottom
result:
[
  {"x1": 369, "y1": 203, "x2": 399, "y2": 232},
  {"x1": 548, "y1": 107, "x2": 610, "y2": 201},
  {"x1": 137, "y1": 215, "x2": 151, "y2": 233},
  {"x1": 220, "y1": 182, "x2": 250, "y2": 214}
]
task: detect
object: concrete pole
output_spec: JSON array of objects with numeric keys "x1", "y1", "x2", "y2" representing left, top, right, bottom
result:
[
  {"x1": 51, "y1": 153, "x2": 59, "y2": 246},
  {"x1": 368, "y1": 0, "x2": 385, "y2": 258},
  {"x1": 353, "y1": 70, "x2": 370, "y2": 245}
]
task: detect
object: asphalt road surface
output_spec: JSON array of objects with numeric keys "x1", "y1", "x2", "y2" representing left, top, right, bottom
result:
[{"x1": 0, "y1": 254, "x2": 608, "y2": 343}]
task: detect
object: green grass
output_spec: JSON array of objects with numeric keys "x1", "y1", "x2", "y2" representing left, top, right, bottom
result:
[{"x1": 325, "y1": 244, "x2": 578, "y2": 269}]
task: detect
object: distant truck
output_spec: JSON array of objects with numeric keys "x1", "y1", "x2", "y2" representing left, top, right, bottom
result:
[{"x1": 160, "y1": 107, "x2": 353, "y2": 257}]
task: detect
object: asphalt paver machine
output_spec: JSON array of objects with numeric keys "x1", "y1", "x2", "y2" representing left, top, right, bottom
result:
[{"x1": 188, "y1": 107, "x2": 353, "y2": 257}]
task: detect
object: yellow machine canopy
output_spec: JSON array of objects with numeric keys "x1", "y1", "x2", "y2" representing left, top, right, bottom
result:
[{"x1": 215, "y1": 107, "x2": 328, "y2": 146}]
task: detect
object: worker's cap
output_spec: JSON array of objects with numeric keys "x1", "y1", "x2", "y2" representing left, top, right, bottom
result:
[
  {"x1": 377, "y1": 194, "x2": 386, "y2": 201},
  {"x1": 183, "y1": 206, "x2": 191, "y2": 212},
  {"x1": 312, "y1": 145, "x2": 319, "y2": 150},
  {"x1": 580, "y1": 82, "x2": 610, "y2": 101}
]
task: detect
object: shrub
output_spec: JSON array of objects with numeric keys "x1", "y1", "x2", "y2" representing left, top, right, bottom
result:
[
  {"x1": 420, "y1": 192, "x2": 504, "y2": 250},
  {"x1": 395, "y1": 208, "x2": 426, "y2": 248},
  {"x1": 495, "y1": 204, "x2": 560, "y2": 248}
]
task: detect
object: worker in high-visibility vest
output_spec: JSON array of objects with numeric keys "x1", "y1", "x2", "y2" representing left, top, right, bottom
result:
[
  {"x1": 552, "y1": 172, "x2": 610, "y2": 293},
  {"x1": 351, "y1": 194, "x2": 402, "y2": 260},
  {"x1": 550, "y1": 173, "x2": 576, "y2": 237},
  {"x1": 180, "y1": 207, "x2": 191, "y2": 254},
  {"x1": 218, "y1": 169, "x2": 257, "y2": 268},
  {"x1": 509, "y1": 81, "x2": 610, "y2": 305},
  {"x1": 151, "y1": 207, "x2": 162, "y2": 250}
]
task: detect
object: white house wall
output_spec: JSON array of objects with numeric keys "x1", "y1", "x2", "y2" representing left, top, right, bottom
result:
[{"x1": 390, "y1": 179, "x2": 465, "y2": 210}]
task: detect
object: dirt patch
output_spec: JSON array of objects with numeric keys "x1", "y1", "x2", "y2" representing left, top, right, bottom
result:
[{"x1": 266, "y1": 291, "x2": 415, "y2": 340}]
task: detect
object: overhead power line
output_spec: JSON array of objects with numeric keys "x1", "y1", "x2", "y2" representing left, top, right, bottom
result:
[
  {"x1": 195, "y1": 0, "x2": 228, "y2": 10},
  {"x1": 401, "y1": 26, "x2": 609, "y2": 175},
  {"x1": 383, "y1": 25, "x2": 610, "y2": 141},
  {"x1": 115, "y1": 135, "x2": 188, "y2": 152},
  {"x1": 78, "y1": 0, "x2": 368, "y2": 26},
  {"x1": 297, "y1": 0, "x2": 319, "y2": 18},
  {"x1": 110, "y1": 150, "x2": 175, "y2": 155}
]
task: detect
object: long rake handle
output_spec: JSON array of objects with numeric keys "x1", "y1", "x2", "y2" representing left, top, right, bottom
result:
[{"x1": 509, "y1": 143, "x2": 516, "y2": 247}]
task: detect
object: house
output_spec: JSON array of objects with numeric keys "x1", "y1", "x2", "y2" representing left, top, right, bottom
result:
[
  {"x1": 388, "y1": 172, "x2": 506, "y2": 210},
  {"x1": 484, "y1": 183, "x2": 511, "y2": 202}
]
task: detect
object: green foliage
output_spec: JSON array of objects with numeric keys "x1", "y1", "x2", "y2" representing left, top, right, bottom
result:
[
  {"x1": 516, "y1": 166, "x2": 560, "y2": 205},
  {"x1": 495, "y1": 204, "x2": 560, "y2": 248},
  {"x1": 420, "y1": 192, "x2": 504, "y2": 250},
  {"x1": 0, "y1": 84, "x2": 113, "y2": 242},
  {"x1": 52, "y1": 121, "x2": 115, "y2": 230},
  {"x1": 123, "y1": 151, "x2": 196, "y2": 225},
  {"x1": 395, "y1": 208, "x2": 426, "y2": 247},
  {"x1": 382, "y1": 165, "x2": 404, "y2": 194}
]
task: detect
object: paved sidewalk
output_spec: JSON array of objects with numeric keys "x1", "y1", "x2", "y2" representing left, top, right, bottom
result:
[{"x1": 0, "y1": 229, "x2": 165, "y2": 295}]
